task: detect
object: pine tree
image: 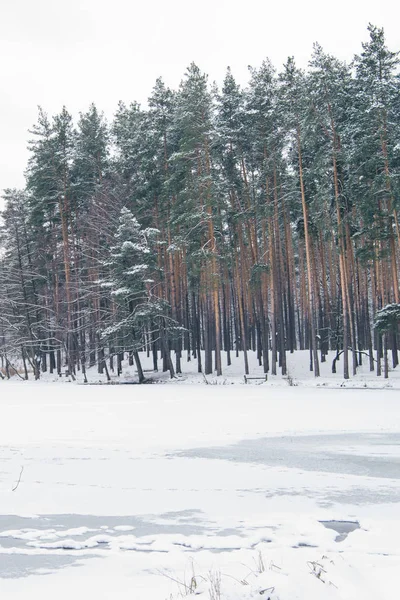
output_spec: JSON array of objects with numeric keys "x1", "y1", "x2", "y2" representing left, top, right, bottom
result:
[
  {"x1": 280, "y1": 58, "x2": 320, "y2": 377},
  {"x1": 353, "y1": 24, "x2": 400, "y2": 374},
  {"x1": 308, "y1": 44, "x2": 355, "y2": 377},
  {"x1": 171, "y1": 63, "x2": 222, "y2": 375},
  {"x1": 100, "y1": 207, "x2": 171, "y2": 381}
]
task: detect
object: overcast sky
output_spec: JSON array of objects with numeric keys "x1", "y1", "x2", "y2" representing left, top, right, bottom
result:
[{"x1": 0, "y1": 0, "x2": 399, "y2": 195}]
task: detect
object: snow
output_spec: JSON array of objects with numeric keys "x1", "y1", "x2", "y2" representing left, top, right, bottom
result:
[
  {"x1": 0, "y1": 351, "x2": 399, "y2": 598},
  {"x1": 124, "y1": 264, "x2": 148, "y2": 275},
  {"x1": 120, "y1": 240, "x2": 150, "y2": 253}
]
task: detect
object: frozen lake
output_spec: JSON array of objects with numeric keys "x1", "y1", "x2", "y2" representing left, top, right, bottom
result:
[{"x1": 0, "y1": 383, "x2": 399, "y2": 598}]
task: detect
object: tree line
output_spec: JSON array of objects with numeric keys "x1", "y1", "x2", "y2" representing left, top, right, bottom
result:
[{"x1": 1, "y1": 24, "x2": 399, "y2": 381}]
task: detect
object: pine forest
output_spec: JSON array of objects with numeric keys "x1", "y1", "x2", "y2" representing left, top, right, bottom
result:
[{"x1": 1, "y1": 24, "x2": 400, "y2": 382}]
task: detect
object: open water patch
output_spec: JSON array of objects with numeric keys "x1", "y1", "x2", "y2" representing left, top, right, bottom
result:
[
  {"x1": 175, "y1": 433, "x2": 400, "y2": 480},
  {"x1": 0, "y1": 553, "x2": 96, "y2": 579},
  {"x1": 319, "y1": 520, "x2": 360, "y2": 542},
  {"x1": 0, "y1": 510, "x2": 233, "y2": 578}
]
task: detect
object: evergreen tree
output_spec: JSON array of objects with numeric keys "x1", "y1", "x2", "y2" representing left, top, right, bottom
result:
[{"x1": 100, "y1": 207, "x2": 170, "y2": 380}]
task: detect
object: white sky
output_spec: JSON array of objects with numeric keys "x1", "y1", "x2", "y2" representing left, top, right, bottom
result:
[{"x1": 0, "y1": 0, "x2": 399, "y2": 194}]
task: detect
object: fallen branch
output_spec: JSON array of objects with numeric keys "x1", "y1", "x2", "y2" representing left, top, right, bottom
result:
[
  {"x1": 4, "y1": 357, "x2": 25, "y2": 380},
  {"x1": 332, "y1": 348, "x2": 377, "y2": 373},
  {"x1": 202, "y1": 372, "x2": 210, "y2": 385},
  {"x1": 12, "y1": 466, "x2": 24, "y2": 491}
]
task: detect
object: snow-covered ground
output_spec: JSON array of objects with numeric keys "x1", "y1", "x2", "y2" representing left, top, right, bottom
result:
[
  {"x1": 14, "y1": 346, "x2": 400, "y2": 388},
  {"x1": 0, "y1": 351, "x2": 399, "y2": 598}
]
